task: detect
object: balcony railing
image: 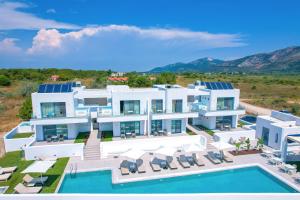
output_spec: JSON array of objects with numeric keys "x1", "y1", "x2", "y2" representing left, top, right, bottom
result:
[{"x1": 191, "y1": 103, "x2": 245, "y2": 112}]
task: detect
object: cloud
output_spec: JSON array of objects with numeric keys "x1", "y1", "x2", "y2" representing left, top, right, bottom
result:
[
  {"x1": 0, "y1": 38, "x2": 21, "y2": 53},
  {"x1": 0, "y1": 2, "x2": 80, "y2": 30},
  {"x1": 27, "y1": 25, "x2": 245, "y2": 55},
  {"x1": 46, "y1": 8, "x2": 56, "y2": 14}
]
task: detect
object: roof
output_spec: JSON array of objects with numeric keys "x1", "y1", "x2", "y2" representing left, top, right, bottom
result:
[
  {"x1": 107, "y1": 77, "x2": 128, "y2": 81},
  {"x1": 38, "y1": 82, "x2": 76, "y2": 93},
  {"x1": 196, "y1": 81, "x2": 234, "y2": 90}
]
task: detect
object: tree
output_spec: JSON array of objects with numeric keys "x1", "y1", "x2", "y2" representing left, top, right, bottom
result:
[
  {"x1": 155, "y1": 72, "x2": 176, "y2": 84},
  {"x1": 234, "y1": 142, "x2": 242, "y2": 155},
  {"x1": 0, "y1": 75, "x2": 11, "y2": 86},
  {"x1": 245, "y1": 138, "x2": 251, "y2": 151},
  {"x1": 256, "y1": 138, "x2": 264, "y2": 150},
  {"x1": 18, "y1": 97, "x2": 32, "y2": 121}
]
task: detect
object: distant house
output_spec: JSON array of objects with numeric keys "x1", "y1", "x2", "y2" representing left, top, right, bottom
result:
[
  {"x1": 50, "y1": 75, "x2": 60, "y2": 81},
  {"x1": 107, "y1": 77, "x2": 128, "y2": 82},
  {"x1": 111, "y1": 72, "x2": 126, "y2": 77}
]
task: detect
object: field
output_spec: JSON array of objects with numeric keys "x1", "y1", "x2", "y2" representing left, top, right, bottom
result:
[{"x1": 1, "y1": 72, "x2": 300, "y2": 155}]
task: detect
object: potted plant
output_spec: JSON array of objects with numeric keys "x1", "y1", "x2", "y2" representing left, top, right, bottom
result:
[
  {"x1": 245, "y1": 138, "x2": 251, "y2": 151},
  {"x1": 235, "y1": 142, "x2": 241, "y2": 155},
  {"x1": 256, "y1": 138, "x2": 264, "y2": 151}
]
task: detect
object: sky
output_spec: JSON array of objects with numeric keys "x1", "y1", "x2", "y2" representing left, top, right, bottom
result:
[{"x1": 0, "y1": 0, "x2": 300, "y2": 71}]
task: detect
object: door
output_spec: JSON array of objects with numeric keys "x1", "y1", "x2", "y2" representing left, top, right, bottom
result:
[
  {"x1": 92, "y1": 119, "x2": 99, "y2": 130},
  {"x1": 262, "y1": 127, "x2": 269, "y2": 145}
]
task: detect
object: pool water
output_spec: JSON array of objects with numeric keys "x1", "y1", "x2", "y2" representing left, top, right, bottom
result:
[{"x1": 58, "y1": 166, "x2": 298, "y2": 193}]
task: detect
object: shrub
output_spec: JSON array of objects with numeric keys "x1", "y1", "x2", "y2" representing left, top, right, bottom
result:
[
  {"x1": 0, "y1": 104, "x2": 6, "y2": 112},
  {"x1": 0, "y1": 75, "x2": 11, "y2": 86},
  {"x1": 17, "y1": 82, "x2": 38, "y2": 97},
  {"x1": 18, "y1": 97, "x2": 32, "y2": 120}
]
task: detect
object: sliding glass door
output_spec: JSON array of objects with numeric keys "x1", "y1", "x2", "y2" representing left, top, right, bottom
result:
[
  {"x1": 171, "y1": 120, "x2": 182, "y2": 134},
  {"x1": 120, "y1": 121, "x2": 140, "y2": 135},
  {"x1": 151, "y1": 120, "x2": 163, "y2": 133},
  {"x1": 120, "y1": 100, "x2": 140, "y2": 115},
  {"x1": 43, "y1": 124, "x2": 68, "y2": 140},
  {"x1": 172, "y1": 100, "x2": 183, "y2": 113},
  {"x1": 41, "y1": 102, "x2": 66, "y2": 118}
]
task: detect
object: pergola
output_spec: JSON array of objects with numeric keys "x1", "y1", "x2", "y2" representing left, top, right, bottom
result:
[{"x1": 281, "y1": 134, "x2": 300, "y2": 162}]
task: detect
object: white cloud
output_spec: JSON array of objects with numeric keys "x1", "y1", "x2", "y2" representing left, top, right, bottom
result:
[
  {"x1": 27, "y1": 25, "x2": 245, "y2": 54},
  {"x1": 0, "y1": 37, "x2": 21, "y2": 53},
  {"x1": 46, "y1": 8, "x2": 56, "y2": 14},
  {"x1": 0, "y1": 2, "x2": 80, "y2": 30}
]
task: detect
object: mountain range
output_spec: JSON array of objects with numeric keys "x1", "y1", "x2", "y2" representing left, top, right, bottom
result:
[{"x1": 149, "y1": 46, "x2": 300, "y2": 73}]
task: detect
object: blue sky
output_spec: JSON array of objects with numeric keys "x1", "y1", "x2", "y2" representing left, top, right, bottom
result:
[{"x1": 0, "y1": 0, "x2": 300, "y2": 71}]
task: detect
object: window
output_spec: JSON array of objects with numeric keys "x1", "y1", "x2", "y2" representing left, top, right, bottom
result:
[
  {"x1": 172, "y1": 100, "x2": 183, "y2": 113},
  {"x1": 120, "y1": 100, "x2": 140, "y2": 115},
  {"x1": 216, "y1": 97, "x2": 234, "y2": 110},
  {"x1": 120, "y1": 121, "x2": 140, "y2": 135},
  {"x1": 151, "y1": 120, "x2": 163, "y2": 133},
  {"x1": 43, "y1": 124, "x2": 68, "y2": 140},
  {"x1": 275, "y1": 133, "x2": 279, "y2": 143},
  {"x1": 152, "y1": 99, "x2": 163, "y2": 113},
  {"x1": 216, "y1": 116, "x2": 232, "y2": 129},
  {"x1": 187, "y1": 95, "x2": 195, "y2": 103},
  {"x1": 171, "y1": 120, "x2": 181, "y2": 134},
  {"x1": 41, "y1": 102, "x2": 66, "y2": 118},
  {"x1": 84, "y1": 98, "x2": 107, "y2": 106}
]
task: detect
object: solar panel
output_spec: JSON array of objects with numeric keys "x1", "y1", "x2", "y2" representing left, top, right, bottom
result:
[
  {"x1": 45, "y1": 84, "x2": 54, "y2": 93},
  {"x1": 61, "y1": 84, "x2": 69, "y2": 92},
  {"x1": 221, "y1": 82, "x2": 229, "y2": 89},
  {"x1": 53, "y1": 84, "x2": 62, "y2": 93},
  {"x1": 38, "y1": 82, "x2": 74, "y2": 93},
  {"x1": 200, "y1": 81, "x2": 234, "y2": 90},
  {"x1": 227, "y1": 83, "x2": 234, "y2": 89},
  {"x1": 211, "y1": 82, "x2": 218, "y2": 90},
  {"x1": 215, "y1": 82, "x2": 222, "y2": 89},
  {"x1": 38, "y1": 84, "x2": 46, "y2": 93}
]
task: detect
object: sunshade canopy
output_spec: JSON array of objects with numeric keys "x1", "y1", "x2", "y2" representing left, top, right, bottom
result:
[
  {"x1": 210, "y1": 141, "x2": 234, "y2": 150},
  {"x1": 121, "y1": 149, "x2": 145, "y2": 160},
  {"x1": 22, "y1": 161, "x2": 56, "y2": 174},
  {"x1": 155, "y1": 146, "x2": 177, "y2": 156}
]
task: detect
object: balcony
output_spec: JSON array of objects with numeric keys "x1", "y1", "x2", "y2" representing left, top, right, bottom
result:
[
  {"x1": 192, "y1": 103, "x2": 245, "y2": 117},
  {"x1": 152, "y1": 109, "x2": 198, "y2": 120},
  {"x1": 97, "y1": 107, "x2": 147, "y2": 123}
]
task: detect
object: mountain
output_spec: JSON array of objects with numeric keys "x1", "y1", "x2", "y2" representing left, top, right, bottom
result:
[{"x1": 149, "y1": 46, "x2": 300, "y2": 73}]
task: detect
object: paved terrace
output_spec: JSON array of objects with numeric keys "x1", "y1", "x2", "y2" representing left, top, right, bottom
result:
[{"x1": 65, "y1": 151, "x2": 300, "y2": 191}]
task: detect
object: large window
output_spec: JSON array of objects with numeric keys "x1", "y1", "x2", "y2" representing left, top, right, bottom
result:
[
  {"x1": 84, "y1": 98, "x2": 107, "y2": 106},
  {"x1": 41, "y1": 102, "x2": 66, "y2": 118},
  {"x1": 120, "y1": 121, "x2": 140, "y2": 135},
  {"x1": 152, "y1": 99, "x2": 163, "y2": 113},
  {"x1": 151, "y1": 120, "x2": 163, "y2": 133},
  {"x1": 172, "y1": 100, "x2": 183, "y2": 113},
  {"x1": 120, "y1": 100, "x2": 140, "y2": 115},
  {"x1": 43, "y1": 124, "x2": 68, "y2": 140},
  {"x1": 216, "y1": 116, "x2": 232, "y2": 129},
  {"x1": 171, "y1": 120, "x2": 182, "y2": 134},
  {"x1": 217, "y1": 97, "x2": 234, "y2": 110}
]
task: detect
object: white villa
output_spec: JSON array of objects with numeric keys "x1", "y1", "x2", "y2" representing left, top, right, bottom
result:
[{"x1": 4, "y1": 81, "x2": 246, "y2": 160}]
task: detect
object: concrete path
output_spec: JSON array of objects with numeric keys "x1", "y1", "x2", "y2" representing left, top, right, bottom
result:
[
  {"x1": 240, "y1": 101, "x2": 272, "y2": 116},
  {"x1": 186, "y1": 124, "x2": 215, "y2": 150},
  {"x1": 84, "y1": 130, "x2": 101, "y2": 160}
]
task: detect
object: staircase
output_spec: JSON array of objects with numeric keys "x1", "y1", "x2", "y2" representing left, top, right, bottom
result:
[
  {"x1": 84, "y1": 130, "x2": 101, "y2": 160},
  {"x1": 186, "y1": 124, "x2": 215, "y2": 151}
]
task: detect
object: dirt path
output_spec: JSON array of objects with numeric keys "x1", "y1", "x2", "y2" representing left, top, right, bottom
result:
[{"x1": 240, "y1": 101, "x2": 272, "y2": 116}]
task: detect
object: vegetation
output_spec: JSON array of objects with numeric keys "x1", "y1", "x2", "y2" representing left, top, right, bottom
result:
[
  {"x1": 245, "y1": 138, "x2": 251, "y2": 151},
  {"x1": 256, "y1": 138, "x2": 264, "y2": 150},
  {"x1": 195, "y1": 125, "x2": 214, "y2": 136},
  {"x1": 18, "y1": 97, "x2": 32, "y2": 121},
  {"x1": 0, "y1": 75, "x2": 11, "y2": 86},
  {"x1": 101, "y1": 131, "x2": 113, "y2": 142},
  {"x1": 0, "y1": 151, "x2": 34, "y2": 193},
  {"x1": 12, "y1": 132, "x2": 34, "y2": 139},
  {"x1": 234, "y1": 142, "x2": 243, "y2": 154},
  {"x1": 186, "y1": 128, "x2": 196, "y2": 135},
  {"x1": 74, "y1": 132, "x2": 89, "y2": 143},
  {"x1": 238, "y1": 120, "x2": 248, "y2": 127},
  {"x1": 287, "y1": 161, "x2": 300, "y2": 172}
]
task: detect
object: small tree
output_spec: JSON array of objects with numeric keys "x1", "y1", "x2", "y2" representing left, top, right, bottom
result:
[
  {"x1": 245, "y1": 138, "x2": 251, "y2": 151},
  {"x1": 235, "y1": 142, "x2": 242, "y2": 155},
  {"x1": 256, "y1": 138, "x2": 264, "y2": 150},
  {"x1": 18, "y1": 97, "x2": 32, "y2": 121},
  {"x1": 0, "y1": 75, "x2": 11, "y2": 86}
]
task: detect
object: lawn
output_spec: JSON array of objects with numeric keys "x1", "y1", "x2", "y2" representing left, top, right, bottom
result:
[
  {"x1": 0, "y1": 151, "x2": 69, "y2": 193},
  {"x1": 186, "y1": 128, "x2": 197, "y2": 135},
  {"x1": 237, "y1": 120, "x2": 248, "y2": 127},
  {"x1": 102, "y1": 131, "x2": 113, "y2": 142},
  {"x1": 194, "y1": 125, "x2": 215, "y2": 136},
  {"x1": 74, "y1": 132, "x2": 89, "y2": 143},
  {"x1": 12, "y1": 132, "x2": 34, "y2": 139}
]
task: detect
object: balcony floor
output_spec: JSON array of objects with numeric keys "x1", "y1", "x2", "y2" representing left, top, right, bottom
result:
[{"x1": 31, "y1": 139, "x2": 75, "y2": 146}]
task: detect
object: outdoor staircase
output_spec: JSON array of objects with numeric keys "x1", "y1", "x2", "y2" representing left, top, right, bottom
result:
[
  {"x1": 186, "y1": 124, "x2": 216, "y2": 151},
  {"x1": 84, "y1": 130, "x2": 101, "y2": 160}
]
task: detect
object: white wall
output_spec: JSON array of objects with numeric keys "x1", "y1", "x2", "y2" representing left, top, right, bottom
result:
[
  {"x1": 209, "y1": 89, "x2": 240, "y2": 111},
  {"x1": 214, "y1": 130, "x2": 256, "y2": 143},
  {"x1": 24, "y1": 143, "x2": 84, "y2": 160},
  {"x1": 193, "y1": 116, "x2": 216, "y2": 129}
]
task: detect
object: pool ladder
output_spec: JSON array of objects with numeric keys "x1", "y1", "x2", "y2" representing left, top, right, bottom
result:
[{"x1": 69, "y1": 163, "x2": 77, "y2": 178}]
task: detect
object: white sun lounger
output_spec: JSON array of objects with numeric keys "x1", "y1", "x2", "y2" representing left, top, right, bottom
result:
[
  {"x1": 166, "y1": 156, "x2": 178, "y2": 170},
  {"x1": 23, "y1": 174, "x2": 48, "y2": 186},
  {"x1": 192, "y1": 153, "x2": 205, "y2": 167},
  {"x1": 178, "y1": 155, "x2": 190, "y2": 168},
  {"x1": 14, "y1": 183, "x2": 42, "y2": 194},
  {"x1": 207, "y1": 151, "x2": 221, "y2": 164},
  {"x1": 0, "y1": 173, "x2": 11, "y2": 182},
  {"x1": 150, "y1": 158, "x2": 161, "y2": 172},
  {"x1": 0, "y1": 166, "x2": 17, "y2": 174}
]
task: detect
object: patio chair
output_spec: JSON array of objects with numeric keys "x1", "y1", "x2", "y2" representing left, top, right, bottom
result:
[
  {"x1": 14, "y1": 183, "x2": 42, "y2": 194},
  {"x1": 223, "y1": 151, "x2": 233, "y2": 163},
  {"x1": 132, "y1": 132, "x2": 136, "y2": 138},
  {"x1": 46, "y1": 135, "x2": 52, "y2": 142},
  {"x1": 0, "y1": 166, "x2": 17, "y2": 174},
  {"x1": 192, "y1": 153, "x2": 205, "y2": 167},
  {"x1": 177, "y1": 155, "x2": 191, "y2": 168},
  {"x1": 0, "y1": 173, "x2": 11, "y2": 182},
  {"x1": 121, "y1": 133, "x2": 126, "y2": 139},
  {"x1": 136, "y1": 159, "x2": 146, "y2": 173},
  {"x1": 23, "y1": 174, "x2": 48, "y2": 186},
  {"x1": 206, "y1": 151, "x2": 221, "y2": 164},
  {"x1": 58, "y1": 134, "x2": 64, "y2": 141},
  {"x1": 153, "y1": 131, "x2": 158, "y2": 136},
  {"x1": 149, "y1": 158, "x2": 161, "y2": 172},
  {"x1": 166, "y1": 156, "x2": 178, "y2": 170},
  {"x1": 163, "y1": 130, "x2": 168, "y2": 136},
  {"x1": 119, "y1": 160, "x2": 130, "y2": 175}
]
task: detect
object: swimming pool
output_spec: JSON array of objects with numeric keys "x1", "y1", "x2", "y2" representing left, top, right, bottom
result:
[{"x1": 58, "y1": 166, "x2": 298, "y2": 193}]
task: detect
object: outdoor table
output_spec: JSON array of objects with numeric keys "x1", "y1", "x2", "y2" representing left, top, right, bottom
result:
[
  {"x1": 51, "y1": 135, "x2": 58, "y2": 142},
  {"x1": 158, "y1": 130, "x2": 164, "y2": 136},
  {"x1": 126, "y1": 132, "x2": 132, "y2": 138}
]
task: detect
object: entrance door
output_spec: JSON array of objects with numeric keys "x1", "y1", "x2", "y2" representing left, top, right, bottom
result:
[
  {"x1": 92, "y1": 119, "x2": 99, "y2": 130},
  {"x1": 262, "y1": 127, "x2": 270, "y2": 145}
]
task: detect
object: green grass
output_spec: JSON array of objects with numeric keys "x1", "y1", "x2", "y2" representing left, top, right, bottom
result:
[
  {"x1": 102, "y1": 131, "x2": 113, "y2": 142},
  {"x1": 74, "y1": 132, "x2": 89, "y2": 143},
  {"x1": 31, "y1": 157, "x2": 69, "y2": 193},
  {"x1": 238, "y1": 120, "x2": 248, "y2": 127},
  {"x1": 12, "y1": 132, "x2": 34, "y2": 139},
  {"x1": 0, "y1": 151, "x2": 34, "y2": 194},
  {"x1": 186, "y1": 128, "x2": 196, "y2": 135},
  {"x1": 0, "y1": 151, "x2": 69, "y2": 193},
  {"x1": 195, "y1": 125, "x2": 215, "y2": 136}
]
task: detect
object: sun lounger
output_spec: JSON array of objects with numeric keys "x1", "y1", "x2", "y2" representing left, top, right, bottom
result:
[
  {"x1": 119, "y1": 160, "x2": 130, "y2": 175},
  {"x1": 192, "y1": 153, "x2": 205, "y2": 167},
  {"x1": 177, "y1": 155, "x2": 190, "y2": 168},
  {"x1": 14, "y1": 183, "x2": 42, "y2": 194},
  {"x1": 23, "y1": 174, "x2": 48, "y2": 186},
  {"x1": 223, "y1": 152, "x2": 233, "y2": 163},
  {"x1": 0, "y1": 166, "x2": 17, "y2": 174},
  {"x1": 0, "y1": 173, "x2": 11, "y2": 182},
  {"x1": 149, "y1": 158, "x2": 161, "y2": 172},
  {"x1": 206, "y1": 151, "x2": 221, "y2": 164},
  {"x1": 136, "y1": 159, "x2": 146, "y2": 173},
  {"x1": 166, "y1": 156, "x2": 178, "y2": 170}
]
